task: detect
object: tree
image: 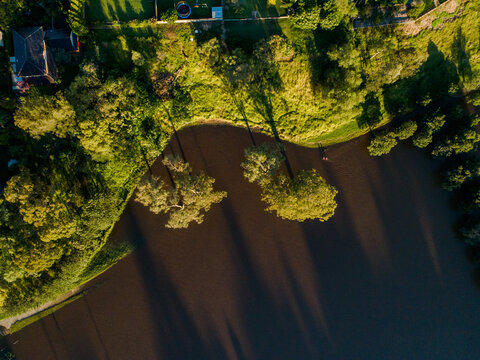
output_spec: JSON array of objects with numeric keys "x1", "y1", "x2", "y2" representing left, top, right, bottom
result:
[
  {"x1": 261, "y1": 169, "x2": 338, "y2": 222},
  {"x1": 367, "y1": 129, "x2": 397, "y2": 156},
  {"x1": 0, "y1": 0, "x2": 24, "y2": 31},
  {"x1": 440, "y1": 159, "x2": 480, "y2": 191},
  {"x1": 3, "y1": 168, "x2": 77, "y2": 242},
  {"x1": 241, "y1": 143, "x2": 285, "y2": 185},
  {"x1": 135, "y1": 155, "x2": 227, "y2": 228},
  {"x1": 14, "y1": 92, "x2": 76, "y2": 139},
  {"x1": 412, "y1": 113, "x2": 445, "y2": 148},
  {"x1": 290, "y1": 0, "x2": 356, "y2": 30},
  {"x1": 458, "y1": 216, "x2": 480, "y2": 246},
  {"x1": 431, "y1": 129, "x2": 480, "y2": 157},
  {"x1": 458, "y1": 217, "x2": 480, "y2": 246},
  {"x1": 458, "y1": 183, "x2": 480, "y2": 212},
  {"x1": 394, "y1": 120, "x2": 418, "y2": 140},
  {"x1": 69, "y1": 72, "x2": 144, "y2": 161}
]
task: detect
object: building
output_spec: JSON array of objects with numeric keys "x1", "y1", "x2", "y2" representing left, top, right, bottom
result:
[
  {"x1": 11, "y1": 26, "x2": 79, "y2": 87},
  {"x1": 12, "y1": 27, "x2": 57, "y2": 85}
]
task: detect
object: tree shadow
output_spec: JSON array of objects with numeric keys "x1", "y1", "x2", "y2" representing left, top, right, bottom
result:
[
  {"x1": 304, "y1": 25, "x2": 352, "y2": 92},
  {"x1": 127, "y1": 212, "x2": 217, "y2": 359},
  {"x1": 356, "y1": 91, "x2": 383, "y2": 130},
  {"x1": 383, "y1": 41, "x2": 460, "y2": 116},
  {"x1": 451, "y1": 28, "x2": 472, "y2": 83}
]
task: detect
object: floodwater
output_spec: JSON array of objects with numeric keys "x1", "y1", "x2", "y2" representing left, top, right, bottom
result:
[{"x1": 7, "y1": 125, "x2": 480, "y2": 359}]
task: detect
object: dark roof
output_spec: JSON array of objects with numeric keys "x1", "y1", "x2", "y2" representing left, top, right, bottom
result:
[
  {"x1": 45, "y1": 29, "x2": 78, "y2": 52},
  {"x1": 12, "y1": 27, "x2": 57, "y2": 83}
]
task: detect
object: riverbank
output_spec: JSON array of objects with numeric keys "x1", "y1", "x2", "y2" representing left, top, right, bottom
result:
[{"x1": 7, "y1": 124, "x2": 480, "y2": 359}]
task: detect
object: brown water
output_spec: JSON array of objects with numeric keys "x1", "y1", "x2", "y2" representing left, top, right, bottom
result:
[{"x1": 7, "y1": 125, "x2": 480, "y2": 359}]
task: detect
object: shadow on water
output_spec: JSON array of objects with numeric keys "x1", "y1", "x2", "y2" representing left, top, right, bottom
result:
[
  {"x1": 127, "y1": 213, "x2": 217, "y2": 359},
  {"x1": 7, "y1": 125, "x2": 480, "y2": 360}
]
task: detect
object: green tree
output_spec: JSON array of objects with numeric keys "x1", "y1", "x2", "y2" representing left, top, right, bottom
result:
[
  {"x1": 394, "y1": 120, "x2": 418, "y2": 140},
  {"x1": 0, "y1": 0, "x2": 24, "y2": 31},
  {"x1": 431, "y1": 129, "x2": 480, "y2": 157},
  {"x1": 290, "y1": 0, "x2": 356, "y2": 30},
  {"x1": 68, "y1": 70, "x2": 144, "y2": 161},
  {"x1": 241, "y1": 143, "x2": 285, "y2": 185},
  {"x1": 135, "y1": 155, "x2": 227, "y2": 228},
  {"x1": 3, "y1": 168, "x2": 77, "y2": 243},
  {"x1": 458, "y1": 217, "x2": 480, "y2": 246},
  {"x1": 458, "y1": 183, "x2": 480, "y2": 212},
  {"x1": 440, "y1": 159, "x2": 480, "y2": 191},
  {"x1": 412, "y1": 113, "x2": 446, "y2": 148},
  {"x1": 262, "y1": 169, "x2": 338, "y2": 222},
  {"x1": 367, "y1": 129, "x2": 397, "y2": 156},
  {"x1": 14, "y1": 92, "x2": 76, "y2": 139}
]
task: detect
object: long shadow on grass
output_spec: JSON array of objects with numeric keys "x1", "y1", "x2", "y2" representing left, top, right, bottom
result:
[{"x1": 383, "y1": 41, "x2": 459, "y2": 116}]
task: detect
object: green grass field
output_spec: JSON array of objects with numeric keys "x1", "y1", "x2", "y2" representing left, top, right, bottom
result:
[{"x1": 86, "y1": 0, "x2": 156, "y2": 22}]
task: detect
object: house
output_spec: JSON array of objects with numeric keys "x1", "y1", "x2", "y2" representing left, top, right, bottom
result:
[
  {"x1": 11, "y1": 26, "x2": 79, "y2": 87},
  {"x1": 12, "y1": 27, "x2": 57, "y2": 85}
]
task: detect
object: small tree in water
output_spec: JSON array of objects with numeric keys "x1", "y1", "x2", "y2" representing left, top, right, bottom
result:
[
  {"x1": 367, "y1": 129, "x2": 397, "y2": 156},
  {"x1": 241, "y1": 143, "x2": 338, "y2": 222},
  {"x1": 263, "y1": 169, "x2": 338, "y2": 222},
  {"x1": 242, "y1": 143, "x2": 285, "y2": 185},
  {"x1": 135, "y1": 155, "x2": 227, "y2": 229}
]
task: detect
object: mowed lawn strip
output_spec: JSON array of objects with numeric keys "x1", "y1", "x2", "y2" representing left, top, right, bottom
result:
[{"x1": 86, "y1": 0, "x2": 156, "y2": 22}]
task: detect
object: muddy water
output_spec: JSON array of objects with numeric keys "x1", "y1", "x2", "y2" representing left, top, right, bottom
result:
[{"x1": 7, "y1": 125, "x2": 480, "y2": 359}]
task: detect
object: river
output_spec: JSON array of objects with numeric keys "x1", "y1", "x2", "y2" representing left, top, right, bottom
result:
[{"x1": 6, "y1": 125, "x2": 480, "y2": 359}]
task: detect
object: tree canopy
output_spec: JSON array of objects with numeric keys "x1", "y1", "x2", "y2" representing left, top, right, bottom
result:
[
  {"x1": 262, "y1": 169, "x2": 338, "y2": 222},
  {"x1": 241, "y1": 143, "x2": 285, "y2": 185},
  {"x1": 135, "y1": 155, "x2": 227, "y2": 228},
  {"x1": 367, "y1": 129, "x2": 397, "y2": 156},
  {"x1": 14, "y1": 92, "x2": 76, "y2": 139}
]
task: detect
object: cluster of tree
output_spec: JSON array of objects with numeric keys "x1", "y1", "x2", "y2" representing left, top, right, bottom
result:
[
  {"x1": 287, "y1": 0, "x2": 357, "y2": 31},
  {"x1": 0, "y1": 0, "x2": 24, "y2": 31},
  {"x1": 0, "y1": 0, "x2": 64, "y2": 32},
  {"x1": 367, "y1": 120, "x2": 417, "y2": 156},
  {"x1": 440, "y1": 158, "x2": 480, "y2": 191},
  {"x1": 242, "y1": 143, "x2": 338, "y2": 222},
  {"x1": 0, "y1": 60, "x2": 170, "y2": 316},
  {"x1": 135, "y1": 155, "x2": 227, "y2": 229},
  {"x1": 367, "y1": 105, "x2": 480, "y2": 158}
]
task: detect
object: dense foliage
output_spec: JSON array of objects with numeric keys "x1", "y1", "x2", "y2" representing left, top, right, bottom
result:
[
  {"x1": 262, "y1": 169, "x2": 338, "y2": 222},
  {"x1": 135, "y1": 155, "x2": 227, "y2": 228},
  {"x1": 241, "y1": 143, "x2": 338, "y2": 221}
]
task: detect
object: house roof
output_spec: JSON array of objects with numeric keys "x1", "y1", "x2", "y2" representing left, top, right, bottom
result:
[
  {"x1": 12, "y1": 27, "x2": 57, "y2": 83},
  {"x1": 44, "y1": 29, "x2": 78, "y2": 52}
]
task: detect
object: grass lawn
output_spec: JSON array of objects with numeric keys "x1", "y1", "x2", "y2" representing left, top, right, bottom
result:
[{"x1": 86, "y1": 0, "x2": 156, "y2": 22}]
